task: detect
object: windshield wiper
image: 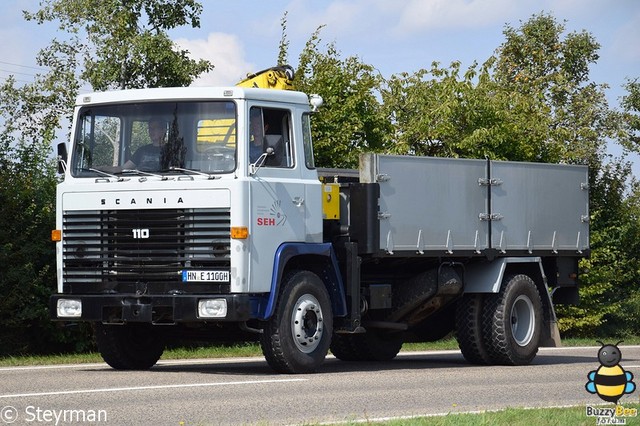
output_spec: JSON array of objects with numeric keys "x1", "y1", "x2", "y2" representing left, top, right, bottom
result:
[
  {"x1": 121, "y1": 169, "x2": 171, "y2": 181},
  {"x1": 169, "y1": 166, "x2": 219, "y2": 180},
  {"x1": 87, "y1": 168, "x2": 128, "y2": 182}
]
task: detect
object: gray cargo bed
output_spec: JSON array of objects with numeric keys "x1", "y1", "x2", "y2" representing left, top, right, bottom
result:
[{"x1": 359, "y1": 154, "x2": 589, "y2": 256}]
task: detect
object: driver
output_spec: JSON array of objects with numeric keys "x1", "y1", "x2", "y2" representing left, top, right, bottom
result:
[{"x1": 123, "y1": 119, "x2": 167, "y2": 171}]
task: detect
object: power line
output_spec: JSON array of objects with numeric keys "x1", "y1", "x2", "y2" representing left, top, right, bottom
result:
[
  {"x1": 0, "y1": 68, "x2": 38, "y2": 77},
  {"x1": 0, "y1": 60, "x2": 47, "y2": 71}
]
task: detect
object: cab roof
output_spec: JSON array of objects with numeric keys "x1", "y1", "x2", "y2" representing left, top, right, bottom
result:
[{"x1": 75, "y1": 86, "x2": 310, "y2": 107}]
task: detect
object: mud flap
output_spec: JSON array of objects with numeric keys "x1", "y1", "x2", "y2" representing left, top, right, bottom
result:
[{"x1": 541, "y1": 318, "x2": 562, "y2": 347}]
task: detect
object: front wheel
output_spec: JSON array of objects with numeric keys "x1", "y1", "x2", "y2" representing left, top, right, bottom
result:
[
  {"x1": 260, "y1": 270, "x2": 333, "y2": 374},
  {"x1": 482, "y1": 274, "x2": 543, "y2": 365},
  {"x1": 94, "y1": 323, "x2": 165, "y2": 370}
]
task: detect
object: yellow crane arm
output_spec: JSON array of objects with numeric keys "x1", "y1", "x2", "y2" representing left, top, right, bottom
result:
[{"x1": 236, "y1": 65, "x2": 295, "y2": 90}]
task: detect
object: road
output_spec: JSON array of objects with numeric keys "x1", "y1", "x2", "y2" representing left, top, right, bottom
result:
[{"x1": 0, "y1": 346, "x2": 639, "y2": 425}]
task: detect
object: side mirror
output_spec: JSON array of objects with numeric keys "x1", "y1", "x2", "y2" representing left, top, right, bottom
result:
[
  {"x1": 57, "y1": 143, "x2": 68, "y2": 174},
  {"x1": 249, "y1": 147, "x2": 274, "y2": 176}
]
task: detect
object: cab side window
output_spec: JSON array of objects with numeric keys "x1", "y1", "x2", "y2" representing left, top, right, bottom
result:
[{"x1": 249, "y1": 107, "x2": 293, "y2": 168}]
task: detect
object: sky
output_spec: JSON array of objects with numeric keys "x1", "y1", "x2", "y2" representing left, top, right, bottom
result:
[{"x1": 1, "y1": 0, "x2": 639, "y2": 172}]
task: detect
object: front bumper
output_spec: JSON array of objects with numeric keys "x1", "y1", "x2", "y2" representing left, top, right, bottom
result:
[{"x1": 49, "y1": 294, "x2": 251, "y2": 324}]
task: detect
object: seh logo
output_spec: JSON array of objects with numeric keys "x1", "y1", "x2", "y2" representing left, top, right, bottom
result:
[{"x1": 256, "y1": 200, "x2": 287, "y2": 227}]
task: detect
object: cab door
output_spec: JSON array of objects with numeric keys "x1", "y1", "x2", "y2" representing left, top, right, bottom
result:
[{"x1": 248, "y1": 106, "x2": 307, "y2": 293}]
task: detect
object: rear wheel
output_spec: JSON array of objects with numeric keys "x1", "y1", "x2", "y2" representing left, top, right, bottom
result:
[
  {"x1": 260, "y1": 270, "x2": 333, "y2": 374},
  {"x1": 409, "y1": 304, "x2": 456, "y2": 342},
  {"x1": 482, "y1": 274, "x2": 542, "y2": 365},
  {"x1": 94, "y1": 323, "x2": 165, "y2": 370},
  {"x1": 356, "y1": 330, "x2": 403, "y2": 361},
  {"x1": 330, "y1": 333, "x2": 363, "y2": 361},
  {"x1": 455, "y1": 294, "x2": 491, "y2": 365}
]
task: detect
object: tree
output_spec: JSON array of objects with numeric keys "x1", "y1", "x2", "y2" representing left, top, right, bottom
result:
[
  {"x1": 382, "y1": 13, "x2": 616, "y2": 168},
  {"x1": 621, "y1": 77, "x2": 640, "y2": 151},
  {"x1": 377, "y1": 13, "x2": 634, "y2": 336},
  {"x1": 0, "y1": 0, "x2": 212, "y2": 356},
  {"x1": 0, "y1": 25, "x2": 85, "y2": 352},
  {"x1": 494, "y1": 13, "x2": 617, "y2": 167},
  {"x1": 0, "y1": 75, "x2": 84, "y2": 354},
  {"x1": 380, "y1": 60, "x2": 535, "y2": 160},
  {"x1": 492, "y1": 14, "x2": 638, "y2": 336},
  {"x1": 24, "y1": 0, "x2": 212, "y2": 90},
  {"x1": 556, "y1": 161, "x2": 636, "y2": 336},
  {"x1": 288, "y1": 26, "x2": 390, "y2": 168}
]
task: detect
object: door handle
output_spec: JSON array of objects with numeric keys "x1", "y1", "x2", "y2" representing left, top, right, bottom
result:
[{"x1": 292, "y1": 196, "x2": 304, "y2": 207}]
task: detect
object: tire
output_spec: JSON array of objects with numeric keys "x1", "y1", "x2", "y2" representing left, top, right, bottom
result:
[
  {"x1": 94, "y1": 323, "x2": 165, "y2": 370},
  {"x1": 356, "y1": 330, "x2": 403, "y2": 361},
  {"x1": 330, "y1": 330, "x2": 403, "y2": 362},
  {"x1": 482, "y1": 274, "x2": 543, "y2": 365},
  {"x1": 455, "y1": 294, "x2": 491, "y2": 365},
  {"x1": 330, "y1": 333, "x2": 363, "y2": 361},
  {"x1": 260, "y1": 270, "x2": 333, "y2": 374},
  {"x1": 408, "y1": 304, "x2": 456, "y2": 342}
]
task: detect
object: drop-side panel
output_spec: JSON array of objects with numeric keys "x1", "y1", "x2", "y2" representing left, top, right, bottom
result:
[
  {"x1": 360, "y1": 154, "x2": 489, "y2": 254},
  {"x1": 489, "y1": 161, "x2": 589, "y2": 253}
]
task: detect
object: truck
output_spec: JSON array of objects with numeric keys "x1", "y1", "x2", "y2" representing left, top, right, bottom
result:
[{"x1": 50, "y1": 68, "x2": 589, "y2": 373}]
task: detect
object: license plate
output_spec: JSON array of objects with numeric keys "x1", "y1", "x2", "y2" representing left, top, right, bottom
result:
[{"x1": 182, "y1": 270, "x2": 230, "y2": 282}]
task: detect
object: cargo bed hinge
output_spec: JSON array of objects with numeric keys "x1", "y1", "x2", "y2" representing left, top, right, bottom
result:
[
  {"x1": 478, "y1": 177, "x2": 503, "y2": 186},
  {"x1": 479, "y1": 213, "x2": 503, "y2": 221}
]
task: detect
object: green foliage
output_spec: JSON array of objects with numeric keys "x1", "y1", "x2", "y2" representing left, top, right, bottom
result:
[
  {"x1": 0, "y1": 109, "x2": 92, "y2": 355},
  {"x1": 0, "y1": 0, "x2": 212, "y2": 356},
  {"x1": 621, "y1": 77, "x2": 640, "y2": 151},
  {"x1": 381, "y1": 60, "x2": 543, "y2": 160},
  {"x1": 558, "y1": 162, "x2": 640, "y2": 336},
  {"x1": 292, "y1": 26, "x2": 391, "y2": 168},
  {"x1": 382, "y1": 13, "x2": 614, "y2": 169},
  {"x1": 24, "y1": 0, "x2": 212, "y2": 90},
  {"x1": 493, "y1": 13, "x2": 617, "y2": 168},
  {"x1": 493, "y1": 15, "x2": 637, "y2": 336},
  {"x1": 277, "y1": 11, "x2": 289, "y2": 67},
  {"x1": 377, "y1": 13, "x2": 634, "y2": 336}
]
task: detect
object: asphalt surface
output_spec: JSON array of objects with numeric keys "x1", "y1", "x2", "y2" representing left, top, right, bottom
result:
[{"x1": 0, "y1": 345, "x2": 639, "y2": 425}]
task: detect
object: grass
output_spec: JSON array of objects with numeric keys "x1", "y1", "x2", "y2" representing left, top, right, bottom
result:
[
  {"x1": 334, "y1": 403, "x2": 640, "y2": 425},
  {"x1": 2, "y1": 336, "x2": 639, "y2": 367},
  {"x1": 0, "y1": 342, "x2": 263, "y2": 367}
]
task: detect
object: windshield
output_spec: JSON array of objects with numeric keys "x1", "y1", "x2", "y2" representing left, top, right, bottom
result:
[{"x1": 70, "y1": 101, "x2": 237, "y2": 176}]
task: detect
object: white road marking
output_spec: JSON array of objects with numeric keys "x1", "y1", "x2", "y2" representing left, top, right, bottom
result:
[
  {"x1": 0, "y1": 356, "x2": 266, "y2": 372},
  {"x1": 0, "y1": 378, "x2": 307, "y2": 399}
]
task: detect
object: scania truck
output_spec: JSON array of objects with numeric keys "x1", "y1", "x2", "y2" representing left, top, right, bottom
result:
[{"x1": 50, "y1": 71, "x2": 588, "y2": 373}]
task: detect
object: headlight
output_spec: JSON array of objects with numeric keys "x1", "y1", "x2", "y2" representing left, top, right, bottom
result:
[
  {"x1": 57, "y1": 299, "x2": 82, "y2": 318},
  {"x1": 198, "y1": 299, "x2": 227, "y2": 318}
]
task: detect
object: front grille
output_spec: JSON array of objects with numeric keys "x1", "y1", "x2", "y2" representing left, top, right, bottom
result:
[{"x1": 62, "y1": 208, "x2": 231, "y2": 294}]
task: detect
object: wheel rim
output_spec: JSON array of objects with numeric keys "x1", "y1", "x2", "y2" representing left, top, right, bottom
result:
[
  {"x1": 291, "y1": 294, "x2": 324, "y2": 353},
  {"x1": 511, "y1": 295, "x2": 535, "y2": 346}
]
